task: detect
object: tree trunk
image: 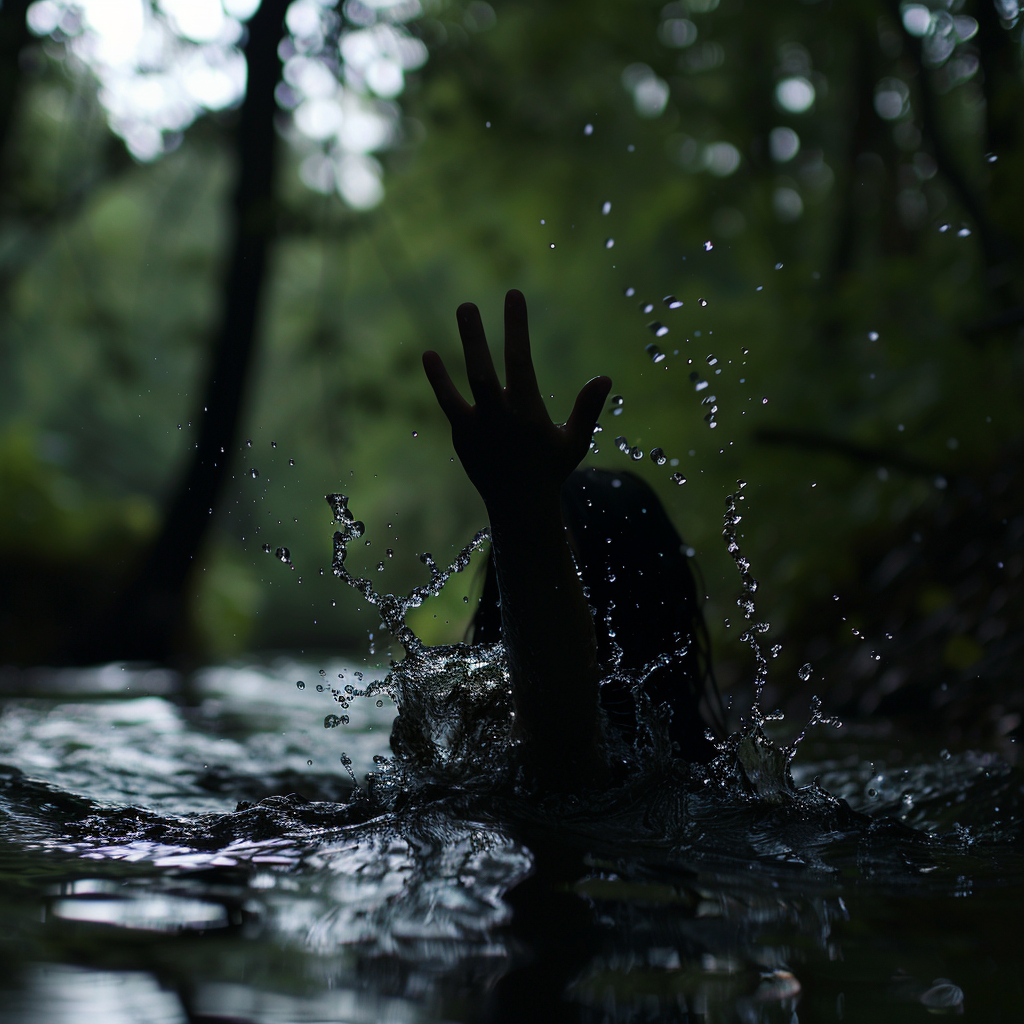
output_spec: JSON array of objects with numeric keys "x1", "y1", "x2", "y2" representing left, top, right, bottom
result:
[{"x1": 72, "y1": 0, "x2": 291, "y2": 663}]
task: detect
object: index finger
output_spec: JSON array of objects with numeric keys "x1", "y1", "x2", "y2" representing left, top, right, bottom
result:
[{"x1": 423, "y1": 350, "x2": 471, "y2": 424}]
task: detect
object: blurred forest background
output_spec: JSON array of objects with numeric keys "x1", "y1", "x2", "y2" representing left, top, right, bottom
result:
[{"x1": 1, "y1": 0, "x2": 1021, "y2": 747}]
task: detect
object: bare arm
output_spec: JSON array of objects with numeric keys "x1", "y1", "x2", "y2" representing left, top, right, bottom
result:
[{"x1": 423, "y1": 289, "x2": 611, "y2": 789}]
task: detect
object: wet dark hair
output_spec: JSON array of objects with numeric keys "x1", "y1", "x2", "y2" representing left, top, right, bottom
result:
[{"x1": 472, "y1": 467, "x2": 724, "y2": 762}]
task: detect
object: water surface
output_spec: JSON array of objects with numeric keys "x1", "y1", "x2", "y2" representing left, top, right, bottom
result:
[{"x1": 0, "y1": 658, "x2": 1021, "y2": 1022}]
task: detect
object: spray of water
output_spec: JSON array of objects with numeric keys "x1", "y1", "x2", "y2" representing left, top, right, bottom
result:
[
  {"x1": 326, "y1": 463, "x2": 841, "y2": 814},
  {"x1": 327, "y1": 492, "x2": 489, "y2": 656}
]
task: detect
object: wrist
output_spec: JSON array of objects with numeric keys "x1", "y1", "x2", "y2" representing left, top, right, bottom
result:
[{"x1": 484, "y1": 489, "x2": 564, "y2": 533}]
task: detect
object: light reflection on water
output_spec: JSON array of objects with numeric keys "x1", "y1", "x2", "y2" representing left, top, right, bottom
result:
[
  {"x1": 0, "y1": 662, "x2": 1021, "y2": 1023},
  {"x1": 0, "y1": 660, "x2": 394, "y2": 813},
  {"x1": 0, "y1": 965, "x2": 188, "y2": 1024}
]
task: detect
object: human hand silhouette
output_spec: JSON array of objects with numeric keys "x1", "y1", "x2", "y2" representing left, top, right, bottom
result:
[{"x1": 422, "y1": 289, "x2": 611, "y2": 510}]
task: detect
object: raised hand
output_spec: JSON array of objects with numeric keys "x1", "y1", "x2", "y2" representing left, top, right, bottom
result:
[
  {"x1": 422, "y1": 289, "x2": 611, "y2": 510},
  {"x1": 421, "y1": 289, "x2": 612, "y2": 791}
]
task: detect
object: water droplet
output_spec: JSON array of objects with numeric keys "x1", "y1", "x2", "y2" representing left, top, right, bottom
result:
[
  {"x1": 624, "y1": 286, "x2": 635, "y2": 297},
  {"x1": 650, "y1": 447, "x2": 667, "y2": 465},
  {"x1": 319, "y1": 668, "x2": 326, "y2": 677},
  {"x1": 386, "y1": 548, "x2": 394, "y2": 559},
  {"x1": 324, "y1": 714, "x2": 344, "y2": 728},
  {"x1": 316, "y1": 683, "x2": 324, "y2": 691},
  {"x1": 706, "y1": 354, "x2": 717, "y2": 366},
  {"x1": 275, "y1": 546, "x2": 291, "y2": 563},
  {"x1": 376, "y1": 699, "x2": 384, "y2": 707},
  {"x1": 957, "y1": 226, "x2": 971, "y2": 237},
  {"x1": 939, "y1": 222, "x2": 950, "y2": 233},
  {"x1": 605, "y1": 238, "x2": 614, "y2": 248},
  {"x1": 584, "y1": 123, "x2": 593, "y2": 135},
  {"x1": 610, "y1": 395, "x2": 624, "y2": 409},
  {"x1": 307, "y1": 759, "x2": 313, "y2": 766},
  {"x1": 246, "y1": 439, "x2": 252, "y2": 448},
  {"x1": 698, "y1": 298, "x2": 708, "y2": 307},
  {"x1": 250, "y1": 468, "x2": 259, "y2": 479},
  {"x1": 411, "y1": 430, "x2": 418, "y2": 437},
  {"x1": 761, "y1": 396, "x2": 768, "y2": 404},
  {"x1": 798, "y1": 663, "x2": 812, "y2": 681},
  {"x1": 670, "y1": 472, "x2": 686, "y2": 485},
  {"x1": 704, "y1": 240, "x2": 713, "y2": 251},
  {"x1": 741, "y1": 347, "x2": 749, "y2": 355},
  {"x1": 645, "y1": 343, "x2": 666, "y2": 363},
  {"x1": 261, "y1": 543, "x2": 271, "y2": 554},
  {"x1": 549, "y1": 243, "x2": 555, "y2": 249},
  {"x1": 647, "y1": 321, "x2": 669, "y2": 337},
  {"x1": 601, "y1": 200, "x2": 611, "y2": 214},
  {"x1": 296, "y1": 680, "x2": 305, "y2": 689},
  {"x1": 640, "y1": 301, "x2": 654, "y2": 314},
  {"x1": 615, "y1": 435, "x2": 630, "y2": 453},
  {"x1": 985, "y1": 152, "x2": 998, "y2": 163},
  {"x1": 289, "y1": 458, "x2": 295, "y2": 466},
  {"x1": 774, "y1": 262, "x2": 783, "y2": 270},
  {"x1": 663, "y1": 295, "x2": 683, "y2": 309},
  {"x1": 629, "y1": 446, "x2": 643, "y2": 461}
]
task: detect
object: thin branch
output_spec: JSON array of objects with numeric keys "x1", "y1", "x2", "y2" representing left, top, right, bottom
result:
[{"x1": 754, "y1": 426, "x2": 946, "y2": 479}]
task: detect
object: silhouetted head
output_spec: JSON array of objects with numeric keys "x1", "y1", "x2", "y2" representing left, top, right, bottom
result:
[{"x1": 473, "y1": 468, "x2": 722, "y2": 761}]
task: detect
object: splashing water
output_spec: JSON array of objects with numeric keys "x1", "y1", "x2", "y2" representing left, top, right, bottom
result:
[
  {"x1": 722, "y1": 481, "x2": 768, "y2": 715},
  {"x1": 327, "y1": 492, "x2": 490, "y2": 658},
  {"x1": 322, "y1": 478, "x2": 856, "y2": 826}
]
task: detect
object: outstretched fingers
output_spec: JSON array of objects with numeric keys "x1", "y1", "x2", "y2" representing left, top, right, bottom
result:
[
  {"x1": 503, "y1": 289, "x2": 540, "y2": 402},
  {"x1": 457, "y1": 302, "x2": 501, "y2": 407},
  {"x1": 423, "y1": 350, "x2": 470, "y2": 425},
  {"x1": 564, "y1": 375, "x2": 612, "y2": 452}
]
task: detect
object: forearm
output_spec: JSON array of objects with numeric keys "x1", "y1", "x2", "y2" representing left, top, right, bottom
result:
[{"x1": 487, "y1": 493, "x2": 607, "y2": 785}]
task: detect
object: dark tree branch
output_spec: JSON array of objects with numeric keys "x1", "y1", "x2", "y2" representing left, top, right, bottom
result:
[
  {"x1": 754, "y1": 426, "x2": 946, "y2": 479},
  {"x1": 72, "y1": 0, "x2": 292, "y2": 663}
]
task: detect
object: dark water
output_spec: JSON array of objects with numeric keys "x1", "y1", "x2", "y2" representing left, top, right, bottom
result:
[{"x1": 1, "y1": 652, "x2": 1022, "y2": 1024}]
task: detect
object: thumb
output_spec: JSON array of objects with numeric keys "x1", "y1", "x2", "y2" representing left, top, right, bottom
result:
[{"x1": 565, "y1": 375, "x2": 612, "y2": 449}]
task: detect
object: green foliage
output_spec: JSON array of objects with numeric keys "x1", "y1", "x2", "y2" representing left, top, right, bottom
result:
[{"x1": 1, "y1": 0, "x2": 1021, "y2": 688}]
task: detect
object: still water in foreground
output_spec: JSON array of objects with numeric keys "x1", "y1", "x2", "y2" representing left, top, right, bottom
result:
[{"x1": 0, "y1": 658, "x2": 1021, "y2": 1023}]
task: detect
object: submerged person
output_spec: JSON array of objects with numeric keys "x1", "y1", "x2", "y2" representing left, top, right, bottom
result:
[{"x1": 422, "y1": 290, "x2": 723, "y2": 789}]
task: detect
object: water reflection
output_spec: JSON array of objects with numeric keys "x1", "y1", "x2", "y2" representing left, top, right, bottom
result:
[
  {"x1": 50, "y1": 886, "x2": 229, "y2": 931},
  {"x1": 0, "y1": 965, "x2": 188, "y2": 1024}
]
